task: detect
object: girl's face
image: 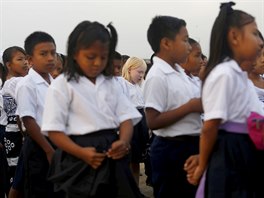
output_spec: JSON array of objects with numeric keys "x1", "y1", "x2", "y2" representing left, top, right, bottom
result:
[
  {"x1": 129, "y1": 65, "x2": 146, "y2": 84},
  {"x1": 185, "y1": 43, "x2": 203, "y2": 76},
  {"x1": 74, "y1": 40, "x2": 109, "y2": 83},
  {"x1": 252, "y1": 47, "x2": 264, "y2": 75},
  {"x1": 235, "y1": 21, "x2": 263, "y2": 64},
  {"x1": 9, "y1": 51, "x2": 29, "y2": 77},
  {"x1": 50, "y1": 56, "x2": 63, "y2": 79}
]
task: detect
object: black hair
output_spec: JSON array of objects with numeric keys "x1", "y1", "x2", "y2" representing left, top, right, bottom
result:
[
  {"x1": 24, "y1": 31, "x2": 56, "y2": 56},
  {"x1": 201, "y1": 53, "x2": 207, "y2": 60},
  {"x1": 114, "y1": 51, "x2": 122, "y2": 60},
  {"x1": 188, "y1": 38, "x2": 198, "y2": 46},
  {"x1": 121, "y1": 55, "x2": 130, "y2": 63},
  {"x1": 259, "y1": 31, "x2": 264, "y2": 42},
  {"x1": 147, "y1": 15, "x2": 186, "y2": 53},
  {"x1": 2, "y1": 46, "x2": 26, "y2": 84},
  {"x1": 204, "y1": 1, "x2": 255, "y2": 81},
  {"x1": 64, "y1": 20, "x2": 118, "y2": 81}
]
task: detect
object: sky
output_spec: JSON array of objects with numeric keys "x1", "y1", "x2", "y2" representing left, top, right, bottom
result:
[{"x1": 0, "y1": 0, "x2": 263, "y2": 59}]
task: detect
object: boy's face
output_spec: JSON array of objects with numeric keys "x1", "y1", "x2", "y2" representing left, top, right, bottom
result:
[
  {"x1": 28, "y1": 42, "x2": 56, "y2": 75},
  {"x1": 169, "y1": 26, "x2": 192, "y2": 64}
]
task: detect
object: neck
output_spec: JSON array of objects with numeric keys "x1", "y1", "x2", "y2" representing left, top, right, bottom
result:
[{"x1": 156, "y1": 53, "x2": 176, "y2": 69}]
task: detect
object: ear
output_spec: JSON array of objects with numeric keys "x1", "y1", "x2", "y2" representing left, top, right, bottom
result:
[
  {"x1": 228, "y1": 27, "x2": 241, "y2": 46},
  {"x1": 160, "y1": 37, "x2": 172, "y2": 51},
  {"x1": 6, "y1": 62, "x2": 11, "y2": 69},
  {"x1": 27, "y1": 55, "x2": 33, "y2": 66}
]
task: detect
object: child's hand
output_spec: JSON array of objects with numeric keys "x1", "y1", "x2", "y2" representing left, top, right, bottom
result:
[
  {"x1": 184, "y1": 154, "x2": 199, "y2": 179},
  {"x1": 188, "y1": 98, "x2": 203, "y2": 113},
  {"x1": 80, "y1": 147, "x2": 106, "y2": 169},
  {"x1": 106, "y1": 140, "x2": 130, "y2": 160},
  {"x1": 187, "y1": 165, "x2": 204, "y2": 186},
  {"x1": 46, "y1": 148, "x2": 55, "y2": 164}
]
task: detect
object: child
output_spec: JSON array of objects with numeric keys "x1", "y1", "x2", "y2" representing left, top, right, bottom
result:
[
  {"x1": 113, "y1": 51, "x2": 122, "y2": 76},
  {"x1": 121, "y1": 57, "x2": 149, "y2": 186},
  {"x1": 143, "y1": 15, "x2": 203, "y2": 198},
  {"x1": 50, "y1": 53, "x2": 64, "y2": 79},
  {"x1": 181, "y1": 38, "x2": 203, "y2": 95},
  {"x1": 41, "y1": 21, "x2": 144, "y2": 198},
  {"x1": 1, "y1": 46, "x2": 29, "y2": 196},
  {"x1": 0, "y1": 62, "x2": 9, "y2": 198},
  {"x1": 248, "y1": 32, "x2": 264, "y2": 103},
  {"x1": 15, "y1": 31, "x2": 59, "y2": 198},
  {"x1": 187, "y1": 2, "x2": 264, "y2": 198}
]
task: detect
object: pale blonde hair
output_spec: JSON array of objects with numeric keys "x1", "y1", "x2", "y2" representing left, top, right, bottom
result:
[{"x1": 121, "y1": 57, "x2": 147, "y2": 84}]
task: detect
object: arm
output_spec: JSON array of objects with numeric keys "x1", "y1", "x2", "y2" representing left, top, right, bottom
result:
[
  {"x1": 187, "y1": 119, "x2": 221, "y2": 185},
  {"x1": 22, "y1": 116, "x2": 54, "y2": 164},
  {"x1": 107, "y1": 119, "x2": 133, "y2": 160},
  {"x1": 48, "y1": 131, "x2": 106, "y2": 169},
  {"x1": 145, "y1": 98, "x2": 202, "y2": 130}
]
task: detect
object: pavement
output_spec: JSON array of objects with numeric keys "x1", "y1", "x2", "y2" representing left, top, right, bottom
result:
[{"x1": 139, "y1": 163, "x2": 154, "y2": 198}]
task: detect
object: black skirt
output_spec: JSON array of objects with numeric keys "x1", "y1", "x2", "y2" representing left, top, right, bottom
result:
[
  {"x1": 130, "y1": 109, "x2": 149, "y2": 163},
  {"x1": 48, "y1": 129, "x2": 143, "y2": 198}
]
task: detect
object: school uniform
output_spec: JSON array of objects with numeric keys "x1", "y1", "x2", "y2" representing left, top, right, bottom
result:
[
  {"x1": 15, "y1": 68, "x2": 55, "y2": 198},
  {"x1": 124, "y1": 80, "x2": 149, "y2": 163},
  {"x1": 41, "y1": 74, "x2": 143, "y2": 198},
  {"x1": 199, "y1": 59, "x2": 263, "y2": 198},
  {"x1": 0, "y1": 88, "x2": 9, "y2": 198},
  {"x1": 1, "y1": 77, "x2": 24, "y2": 189},
  {"x1": 143, "y1": 56, "x2": 202, "y2": 198}
]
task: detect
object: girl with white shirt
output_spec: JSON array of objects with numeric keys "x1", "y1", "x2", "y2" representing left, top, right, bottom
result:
[
  {"x1": 42, "y1": 21, "x2": 143, "y2": 198},
  {"x1": 121, "y1": 57, "x2": 149, "y2": 186},
  {"x1": 1, "y1": 46, "x2": 28, "y2": 196},
  {"x1": 187, "y1": 2, "x2": 264, "y2": 198}
]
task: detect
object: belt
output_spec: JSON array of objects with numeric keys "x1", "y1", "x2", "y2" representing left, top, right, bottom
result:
[{"x1": 161, "y1": 135, "x2": 199, "y2": 141}]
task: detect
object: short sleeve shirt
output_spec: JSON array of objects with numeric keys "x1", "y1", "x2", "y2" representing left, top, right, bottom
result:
[
  {"x1": 143, "y1": 56, "x2": 202, "y2": 137},
  {"x1": 202, "y1": 59, "x2": 263, "y2": 123},
  {"x1": 16, "y1": 68, "x2": 53, "y2": 135},
  {"x1": 41, "y1": 74, "x2": 142, "y2": 135}
]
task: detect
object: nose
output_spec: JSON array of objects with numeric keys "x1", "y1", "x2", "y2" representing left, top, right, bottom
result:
[
  {"x1": 94, "y1": 57, "x2": 103, "y2": 67},
  {"x1": 48, "y1": 53, "x2": 56, "y2": 61}
]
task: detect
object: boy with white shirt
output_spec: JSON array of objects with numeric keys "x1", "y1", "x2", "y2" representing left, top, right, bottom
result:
[
  {"x1": 143, "y1": 15, "x2": 203, "y2": 198},
  {"x1": 15, "y1": 31, "x2": 60, "y2": 198}
]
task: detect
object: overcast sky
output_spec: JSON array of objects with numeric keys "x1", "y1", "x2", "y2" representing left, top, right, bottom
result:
[{"x1": 1, "y1": 0, "x2": 263, "y2": 59}]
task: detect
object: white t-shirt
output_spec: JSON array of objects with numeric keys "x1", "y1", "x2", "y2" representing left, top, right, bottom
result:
[
  {"x1": 16, "y1": 68, "x2": 53, "y2": 136},
  {"x1": 41, "y1": 74, "x2": 142, "y2": 136},
  {"x1": 202, "y1": 59, "x2": 264, "y2": 123},
  {"x1": 143, "y1": 56, "x2": 202, "y2": 137}
]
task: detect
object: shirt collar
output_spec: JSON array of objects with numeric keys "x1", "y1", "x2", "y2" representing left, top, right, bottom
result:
[
  {"x1": 29, "y1": 68, "x2": 53, "y2": 85},
  {"x1": 153, "y1": 56, "x2": 179, "y2": 74},
  {"x1": 227, "y1": 59, "x2": 245, "y2": 74}
]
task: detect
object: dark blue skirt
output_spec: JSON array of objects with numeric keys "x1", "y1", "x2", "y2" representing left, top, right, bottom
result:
[
  {"x1": 48, "y1": 129, "x2": 143, "y2": 198},
  {"x1": 205, "y1": 130, "x2": 258, "y2": 198}
]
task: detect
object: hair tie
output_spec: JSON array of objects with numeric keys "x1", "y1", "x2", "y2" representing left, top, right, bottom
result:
[{"x1": 220, "y1": 1, "x2": 235, "y2": 14}]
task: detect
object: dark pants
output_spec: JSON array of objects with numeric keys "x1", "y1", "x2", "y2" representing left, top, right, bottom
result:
[
  {"x1": 151, "y1": 135, "x2": 199, "y2": 198},
  {"x1": 23, "y1": 136, "x2": 62, "y2": 198}
]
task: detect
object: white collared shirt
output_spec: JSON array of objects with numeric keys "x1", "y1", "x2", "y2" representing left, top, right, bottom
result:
[
  {"x1": 124, "y1": 80, "x2": 145, "y2": 108},
  {"x1": 16, "y1": 68, "x2": 53, "y2": 135},
  {"x1": 41, "y1": 74, "x2": 142, "y2": 136},
  {"x1": 143, "y1": 56, "x2": 202, "y2": 137},
  {"x1": 203, "y1": 59, "x2": 264, "y2": 123}
]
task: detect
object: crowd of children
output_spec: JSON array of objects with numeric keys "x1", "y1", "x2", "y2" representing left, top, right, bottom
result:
[{"x1": 0, "y1": 1, "x2": 263, "y2": 198}]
